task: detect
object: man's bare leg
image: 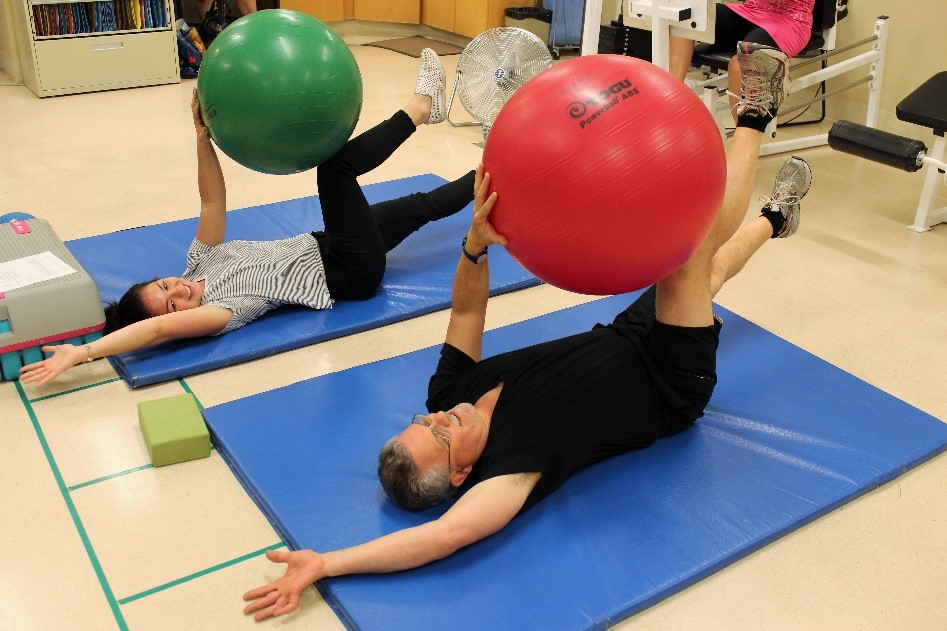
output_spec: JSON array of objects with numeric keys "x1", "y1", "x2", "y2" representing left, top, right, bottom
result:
[
  {"x1": 654, "y1": 126, "x2": 765, "y2": 328},
  {"x1": 655, "y1": 42, "x2": 793, "y2": 328},
  {"x1": 709, "y1": 216, "x2": 771, "y2": 296},
  {"x1": 710, "y1": 154, "x2": 813, "y2": 295}
]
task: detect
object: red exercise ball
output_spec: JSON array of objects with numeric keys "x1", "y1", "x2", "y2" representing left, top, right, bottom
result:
[{"x1": 483, "y1": 54, "x2": 726, "y2": 295}]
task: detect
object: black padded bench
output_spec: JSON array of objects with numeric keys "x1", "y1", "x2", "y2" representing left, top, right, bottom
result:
[{"x1": 896, "y1": 71, "x2": 947, "y2": 232}]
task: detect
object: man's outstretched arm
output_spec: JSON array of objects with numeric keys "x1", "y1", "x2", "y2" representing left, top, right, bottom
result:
[
  {"x1": 443, "y1": 164, "x2": 507, "y2": 362},
  {"x1": 243, "y1": 472, "x2": 539, "y2": 621}
]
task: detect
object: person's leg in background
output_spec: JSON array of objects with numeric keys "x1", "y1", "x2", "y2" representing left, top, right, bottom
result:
[
  {"x1": 196, "y1": 0, "x2": 254, "y2": 22},
  {"x1": 669, "y1": 3, "x2": 786, "y2": 125},
  {"x1": 668, "y1": 35, "x2": 697, "y2": 81},
  {"x1": 669, "y1": 3, "x2": 752, "y2": 81},
  {"x1": 234, "y1": 0, "x2": 256, "y2": 15}
]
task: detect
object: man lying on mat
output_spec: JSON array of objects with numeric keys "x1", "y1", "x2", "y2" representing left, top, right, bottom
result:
[
  {"x1": 20, "y1": 50, "x2": 471, "y2": 387},
  {"x1": 244, "y1": 42, "x2": 812, "y2": 621}
]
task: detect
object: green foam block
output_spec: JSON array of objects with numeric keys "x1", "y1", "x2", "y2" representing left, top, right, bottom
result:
[{"x1": 138, "y1": 393, "x2": 210, "y2": 467}]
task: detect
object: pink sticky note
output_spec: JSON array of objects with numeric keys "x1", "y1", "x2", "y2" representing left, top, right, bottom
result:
[{"x1": 10, "y1": 220, "x2": 31, "y2": 234}]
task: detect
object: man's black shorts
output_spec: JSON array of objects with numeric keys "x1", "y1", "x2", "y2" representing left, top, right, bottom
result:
[{"x1": 603, "y1": 285, "x2": 721, "y2": 432}]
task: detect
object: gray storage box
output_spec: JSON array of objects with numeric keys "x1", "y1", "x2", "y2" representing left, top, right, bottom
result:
[{"x1": 0, "y1": 218, "x2": 105, "y2": 379}]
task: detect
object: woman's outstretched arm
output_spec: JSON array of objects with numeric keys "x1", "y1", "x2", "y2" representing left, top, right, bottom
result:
[
  {"x1": 193, "y1": 90, "x2": 228, "y2": 247},
  {"x1": 19, "y1": 304, "x2": 232, "y2": 386}
]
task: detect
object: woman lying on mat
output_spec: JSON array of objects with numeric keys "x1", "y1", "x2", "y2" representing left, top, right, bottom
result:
[{"x1": 20, "y1": 49, "x2": 473, "y2": 387}]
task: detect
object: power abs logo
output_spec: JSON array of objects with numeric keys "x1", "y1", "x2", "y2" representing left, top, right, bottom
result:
[{"x1": 567, "y1": 77, "x2": 639, "y2": 129}]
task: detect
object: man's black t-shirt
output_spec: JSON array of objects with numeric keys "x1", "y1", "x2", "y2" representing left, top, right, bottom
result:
[{"x1": 426, "y1": 327, "x2": 677, "y2": 514}]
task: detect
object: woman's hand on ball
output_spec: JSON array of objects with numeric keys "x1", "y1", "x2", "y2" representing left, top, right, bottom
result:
[
  {"x1": 470, "y1": 164, "x2": 507, "y2": 248},
  {"x1": 191, "y1": 89, "x2": 210, "y2": 141}
]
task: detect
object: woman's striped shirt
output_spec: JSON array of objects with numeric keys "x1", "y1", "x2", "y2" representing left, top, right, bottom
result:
[{"x1": 182, "y1": 235, "x2": 333, "y2": 335}]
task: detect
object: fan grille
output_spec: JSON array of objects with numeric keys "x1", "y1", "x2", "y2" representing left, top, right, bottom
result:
[{"x1": 457, "y1": 27, "x2": 553, "y2": 125}]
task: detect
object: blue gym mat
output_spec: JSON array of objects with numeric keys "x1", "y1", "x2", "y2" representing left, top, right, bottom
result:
[
  {"x1": 203, "y1": 293, "x2": 947, "y2": 631},
  {"x1": 65, "y1": 175, "x2": 539, "y2": 387}
]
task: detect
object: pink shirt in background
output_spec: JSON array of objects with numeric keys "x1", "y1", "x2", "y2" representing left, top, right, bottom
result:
[{"x1": 729, "y1": 0, "x2": 816, "y2": 56}]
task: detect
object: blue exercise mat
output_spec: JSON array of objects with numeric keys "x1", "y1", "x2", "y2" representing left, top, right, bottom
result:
[
  {"x1": 65, "y1": 175, "x2": 539, "y2": 387},
  {"x1": 203, "y1": 293, "x2": 947, "y2": 631}
]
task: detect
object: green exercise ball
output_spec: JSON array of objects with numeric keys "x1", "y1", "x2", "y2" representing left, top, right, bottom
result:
[{"x1": 196, "y1": 10, "x2": 363, "y2": 175}]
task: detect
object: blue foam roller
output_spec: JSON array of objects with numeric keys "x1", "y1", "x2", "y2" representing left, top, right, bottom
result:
[
  {"x1": 21, "y1": 346, "x2": 43, "y2": 366},
  {"x1": 0, "y1": 352, "x2": 22, "y2": 380}
]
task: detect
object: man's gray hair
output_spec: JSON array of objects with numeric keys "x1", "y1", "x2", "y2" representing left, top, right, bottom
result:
[{"x1": 377, "y1": 437, "x2": 458, "y2": 511}]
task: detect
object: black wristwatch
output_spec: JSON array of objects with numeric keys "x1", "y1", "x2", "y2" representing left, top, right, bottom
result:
[{"x1": 462, "y1": 236, "x2": 488, "y2": 264}]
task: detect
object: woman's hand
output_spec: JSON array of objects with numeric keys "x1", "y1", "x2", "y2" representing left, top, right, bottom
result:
[
  {"x1": 466, "y1": 163, "x2": 508, "y2": 252},
  {"x1": 19, "y1": 344, "x2": 87, "y2": 386},
  {"x1": 243, "y1": 549, "x2": 326, "y2": 621},
  {"x1": 192, "y1": 88, "x2": 210, "y2": 142}
]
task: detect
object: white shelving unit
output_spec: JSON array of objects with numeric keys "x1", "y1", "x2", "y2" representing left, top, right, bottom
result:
[{"x1": 12, "y1": 0, "x2": 180, "y2": 97}]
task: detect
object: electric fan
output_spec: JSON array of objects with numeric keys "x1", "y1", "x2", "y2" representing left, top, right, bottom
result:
[{"x1": 446, "y1": 27, "x2": 553, "y2": 136}]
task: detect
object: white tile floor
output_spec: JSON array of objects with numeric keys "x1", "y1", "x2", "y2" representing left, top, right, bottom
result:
[{"x1": 2, "y1": 26, "x2": 946, "y2": 631}]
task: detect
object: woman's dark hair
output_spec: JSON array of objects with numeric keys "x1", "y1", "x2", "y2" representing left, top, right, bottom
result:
[{"x1": 103, "y1": 279, "x2": 158, "y2": 334}]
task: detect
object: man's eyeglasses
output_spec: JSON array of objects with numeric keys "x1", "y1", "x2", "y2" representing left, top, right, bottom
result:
[{"x1": 410, "y1": 414, "x2": 452, "y2": 471}]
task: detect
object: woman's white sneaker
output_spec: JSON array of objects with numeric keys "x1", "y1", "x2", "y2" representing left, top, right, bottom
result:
[{"x1": 415, "y1": 48, "x2": 447, "y2": 125}]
